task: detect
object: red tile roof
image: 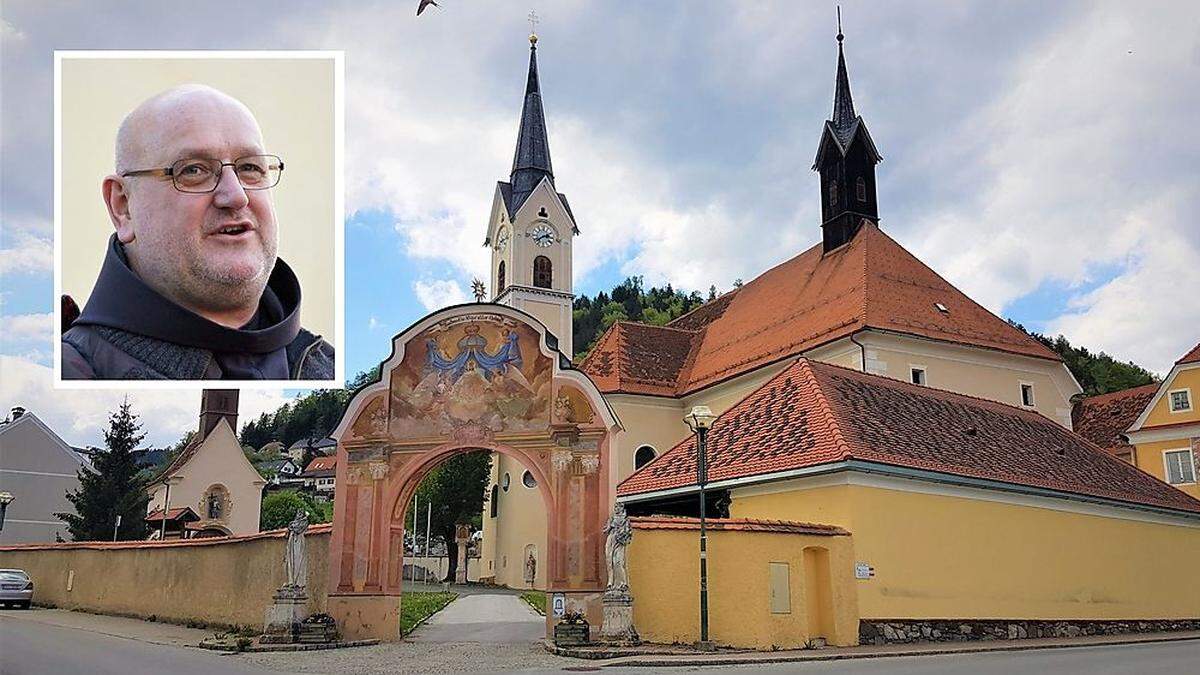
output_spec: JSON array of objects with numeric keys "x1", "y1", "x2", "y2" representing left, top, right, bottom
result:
[
  {"x1": 0, "y1": 524, "x2": 332, "y2": 552},
  {"x1": 1071, "y1": 383, "x2": 1159, "y2": 456},
  {"x1": 144, "y1": 507, "x2": 199, "y2": 522},
  {"x1": 582, "y1": 223, "x2": 1059, "y2": 396},
  {"x1": 617, "y1": 358, "x2": 1200, "y2": 515},
  {"x1": 1177, "y1": 342, "x2": 1200, "y2": 365},
  {"x1": 630, "y1": 516, "x2": 848, "y2": 536},
  {"x1": 305, "y1": 456, "x2": 337, "y2": 472}
]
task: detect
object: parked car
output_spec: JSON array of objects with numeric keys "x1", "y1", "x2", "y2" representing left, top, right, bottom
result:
[{"x1": 0, "y1": 569, "x2": 33, "y2": 609}]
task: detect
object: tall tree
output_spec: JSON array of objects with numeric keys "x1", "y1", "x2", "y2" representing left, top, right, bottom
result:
[
  {"x1": 57, "y1": 400, "x2": 151, "y2": 541},
  {"x1": 573, "y1": 276, "x2": 707, "y2": 359},
  {"x1": 412, "y1": 451, "x2": 492, "y2": 582}
]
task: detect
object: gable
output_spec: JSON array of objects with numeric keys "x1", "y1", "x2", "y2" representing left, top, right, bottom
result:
[{"x1": 0, "y1": 413, "x2": 90, "y2": 474}]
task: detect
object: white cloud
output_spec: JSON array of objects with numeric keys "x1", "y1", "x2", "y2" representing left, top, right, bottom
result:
[
  {"x1": 368, "y1": 315, "x2": 380, "y2": 331},
  {"x1": 0, "y1": 312, "x2": 52, "y2": 343},
  {"x1": 0, "y1": 228, "x2": 53, "y2": 275},
  {"x1": 411, "y1": 279, "x2": 467, "y2": 312},
  {"x1": 0, "y1": 355, "x2": 292, "y2": 448}
]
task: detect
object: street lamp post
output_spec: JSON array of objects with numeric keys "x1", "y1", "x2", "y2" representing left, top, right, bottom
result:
[
  {"x1": 684, "y1": 405, "x2": 717, "y2": 650},
  {"x1": 0, "y1": 491, "x2": 14, "y2": 532}
]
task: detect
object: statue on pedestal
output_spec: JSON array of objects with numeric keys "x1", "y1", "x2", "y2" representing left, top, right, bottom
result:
[
  {"x1": 284, "y1": 509, "x2": 309, "y2": 590},
  {"x1": 600, "y1": 502, "x2": 639, "y2": 644}
]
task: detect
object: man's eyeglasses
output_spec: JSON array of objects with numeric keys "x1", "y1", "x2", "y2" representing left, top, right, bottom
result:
[{"x1": 121, "y1": 155, "x2": 284, "y2": 193}]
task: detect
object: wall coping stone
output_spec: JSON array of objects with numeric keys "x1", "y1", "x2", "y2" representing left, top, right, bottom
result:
[
  {"x1": 629, "y1": 516, "x2": 848, "y2": 536},
  {"x1": 0, "y1": 523, "x2": 332, "y2": 552}
]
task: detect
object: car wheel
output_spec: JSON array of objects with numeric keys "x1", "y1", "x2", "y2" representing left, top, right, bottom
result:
[{"x1": 19, "y1": 601, "x2": 31, "y2": 609}]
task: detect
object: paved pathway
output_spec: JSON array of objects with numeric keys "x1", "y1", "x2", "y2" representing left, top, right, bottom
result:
[{"x1": 408, "y1": 592, "x2": 544, "y2": 644}]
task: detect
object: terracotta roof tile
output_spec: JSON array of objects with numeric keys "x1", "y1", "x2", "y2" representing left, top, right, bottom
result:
[
  {"x1": 618, "y1": 358, "x2": 1200, "y2": 516},
  {"x1": 144, "y1": 507, "x2": 199, "y2": 522},
  {"x1": 630, "y1": 516, "x2": 848, "y2": 536},
  {"x1": 1071, "y1": 383, "x2": 1159, "y2": 455},
  {"x1": 578, "y1": 321, "x2": 698, "y2": 396},
  {"x1": 305, "y1": 456, "x2": 337, "y2": 472},
  {"x1": 0, "y1": 524, "x2": 332, "y2": 552},
  {"x1": 582, "y1": 224, "x2": 1059, "y2": 396},
  {"x1": 1177, "y1": 342, "x2": 1200, "y2": 365}
]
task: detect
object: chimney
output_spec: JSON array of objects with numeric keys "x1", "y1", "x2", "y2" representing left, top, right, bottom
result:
[
  {"x1": 10, "y1": 407, "x2": 25, "y2": 421},
  {"x1": 198, "y1": 390, "x2": 239, "y2": 440}
]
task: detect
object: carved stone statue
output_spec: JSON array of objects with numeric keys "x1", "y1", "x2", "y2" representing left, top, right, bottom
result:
[
  {"x1": 604, "y1": 502, "x2": 632, "y2": 595},
  {"x1": 284, "y1": 509, "x2": 309, "y2": 589},
  {"x1": 524, "y1": 550, "x2": 537, "y2": 585}
]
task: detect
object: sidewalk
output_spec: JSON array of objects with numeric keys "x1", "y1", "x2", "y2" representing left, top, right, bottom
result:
[
  {"x1": 549, "y1": 630, "x2": 1200, "y2": 667},
  {"x1": 0, "y1": 607, "x2": 217, "y2": 648}
]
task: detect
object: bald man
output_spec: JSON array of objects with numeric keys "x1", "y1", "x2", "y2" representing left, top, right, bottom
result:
[{"x1": 62, "y1": 85, "x2": 334, "y2": 380}]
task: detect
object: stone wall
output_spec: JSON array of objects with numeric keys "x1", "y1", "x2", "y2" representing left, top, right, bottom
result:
[
  {"x1": 0, "y1": 524, "x2": 331, "y2": 631},
  {"x1": 860, "y1": 618, "x2": 1200, "y2": 645}
]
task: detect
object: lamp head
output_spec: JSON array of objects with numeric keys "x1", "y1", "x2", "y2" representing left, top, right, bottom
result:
[
  {"x1": 0, "y1": 491, "x2": 13, "y2": 506},
  {"x1": 684, "y1": 405, "x2": 716, "y2": 432}
]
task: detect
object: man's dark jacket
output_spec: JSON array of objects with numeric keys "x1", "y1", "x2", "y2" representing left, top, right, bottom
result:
[{"x1": 62, "y1": 236, "x2": 334, "y2": 380}]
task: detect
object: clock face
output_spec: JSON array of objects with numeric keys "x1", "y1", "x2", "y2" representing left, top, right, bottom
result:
[
  {"x1": 531, "y1": 224, "x2": 555, "y2": 247},
  {"x1": 496, "y1": 227, "x2": 509, "y2": 252}
]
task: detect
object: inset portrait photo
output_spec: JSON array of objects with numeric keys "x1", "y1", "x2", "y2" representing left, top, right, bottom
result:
[{"x1": 55, "y1": 51, "x2": 343, "y2": 386}]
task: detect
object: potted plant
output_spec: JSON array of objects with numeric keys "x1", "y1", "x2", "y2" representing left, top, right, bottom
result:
[{"x1": 554, "y1": 610, "x2": 590, "y2": 646}]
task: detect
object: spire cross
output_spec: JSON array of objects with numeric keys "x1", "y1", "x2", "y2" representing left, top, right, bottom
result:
[
  {"x1": 528, "y1": 10, "x2": 540, "y2": 36},
  {"x1": 836, "y1": 5, "x2": 844, "y2": 43}
]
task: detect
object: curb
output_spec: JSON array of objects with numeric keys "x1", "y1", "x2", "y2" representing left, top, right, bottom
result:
[
  {"x1": 199, "y1": 638, "x2": 380, "y2": 653},
  {"x1": 546, "y1": 632, "x2": 1200, "y2": 667}
]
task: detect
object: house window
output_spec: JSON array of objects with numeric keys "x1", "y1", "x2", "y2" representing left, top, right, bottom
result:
[
  {"x1": 501, "y1": 473, "x2": 511, "y2": 492},
  {"x1": 533, "y1": 255, "x2": 552, "y2": 289},
  {"x1": 634, "y1": 445, "x2": 657, "y2": 470},
  {"x1": 497, "y1": 261, "x2": 506, "y2": 294},
  {"x1": 1020, "y1": 383, "x2": 1035, "y2": 407},
  {"x1": 910, "y1": 367, "x2": 926, "y2": 386},
  {"x1": 490, "y1": 484, "x2": 499, "y2": 518},
  {"x1": 828, "y1": 181, "x2": 838, "y2": 207},
  {"x1": 856, "y1": 176, "x2": 867, "y2": 202},
  {"x1": 1169, "y1": 389, "x2": 1192, "y2": 413},
  {"x1": 1164, "y1": 449, "x2": 1196, "y2": 485}
]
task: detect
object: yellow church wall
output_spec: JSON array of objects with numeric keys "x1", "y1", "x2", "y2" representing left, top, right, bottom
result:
[
  {"x1": 1141, "y1": 367, "x2": 1200, "y2": 428},
  {"x1": 729, "y1": 477, "x2": 1200, "y2": 621},
  {"x1": 480, "y1": 452, "x2": 548, "y2": 589},
  {"x1": 627, "y1": 525, "x2": 859, "y2": 649},
  {"x1": 1131, "y1": 439, "x2": 1199, "y2": 500}
]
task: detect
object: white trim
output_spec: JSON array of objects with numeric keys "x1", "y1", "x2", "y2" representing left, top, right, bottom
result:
[
  {"x1": 53, "y1": 49, "x2": 346, "y2": 389},
  {"x1": 6, "y1": 519, "x2": 68, "y2": 526},
  {"x1": 0, "y1": 469, "x2": 79, "y2": 479},
  {"x1": 1126, "y1": 423, "x2": 1200, "y2": 444},
  {"x1": 633, "y1": 444, "x2": 658, "y2": 470},
  {"x1": 1129, "y1": 362, "x2": 1200, "y2": 433},
  {"x1": 1162, "y1": 448, "x2": 1197, "y2": 486},
  {"x1": 1168, "y1": 388, "x2": 1193, "y2": 414}
]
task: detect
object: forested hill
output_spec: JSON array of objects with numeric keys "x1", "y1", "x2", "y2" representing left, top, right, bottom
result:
[
  {"x1": 572, "y1": 276, "x2": 721, "y2": 359},
  {"x1": 1008, "y1": 322, "x2": 1157, "y2": 397}
]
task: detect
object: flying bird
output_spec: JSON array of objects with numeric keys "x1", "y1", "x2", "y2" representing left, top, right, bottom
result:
[{"x1": 417, "y1": 0, "x2": 439, "y2": 16}]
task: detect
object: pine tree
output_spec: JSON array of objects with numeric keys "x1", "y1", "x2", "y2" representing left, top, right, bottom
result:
[{"x1": 56, "y1": 400, "x2": 152, "y2": 541}]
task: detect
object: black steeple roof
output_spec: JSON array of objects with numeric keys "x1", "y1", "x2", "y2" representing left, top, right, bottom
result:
[
  {"x1": 831, "y1": 29, "x2": 857, "y2": 146},
  {"x1": 507, "y1": 35, "x2": 554, "y2": 216}
]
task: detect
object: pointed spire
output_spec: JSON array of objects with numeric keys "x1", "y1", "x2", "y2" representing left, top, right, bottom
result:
[
  {"x1": 831, "y1": 7, "x2": 856, "y2": 133},
  {"x1": 510, "y1": 33, "x2": 554, "y2": 204}
]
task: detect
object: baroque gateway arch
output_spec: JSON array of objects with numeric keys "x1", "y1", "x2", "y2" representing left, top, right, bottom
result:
[{"x1": 327, "y1": 304, "x2": 620, "y2": 640}]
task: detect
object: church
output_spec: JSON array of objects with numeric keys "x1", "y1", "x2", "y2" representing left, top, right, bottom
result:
[{"x1": 326, "y1": 28, "x2": 1200, "y2": 645}]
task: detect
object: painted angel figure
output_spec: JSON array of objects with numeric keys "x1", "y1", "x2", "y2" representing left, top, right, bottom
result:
[
  {"x1": 285, "y1": 509, "x2": 310, "y2": 589},
  {"x1": 604, "y1": 502, "x2": 633, "y2": 595}
]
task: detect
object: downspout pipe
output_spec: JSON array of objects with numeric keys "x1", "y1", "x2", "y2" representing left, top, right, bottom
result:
[{"x1": 849, "y1": 331, "x2": 867, "y2": 372}]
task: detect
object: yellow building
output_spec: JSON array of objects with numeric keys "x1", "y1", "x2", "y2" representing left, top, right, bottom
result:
[
  {"x1": 618, "y1": 358, "x2": 1200, "y2": 647},
  {"x1": 1075, "y1": 343, "x2": 1200, "y2": 500}
]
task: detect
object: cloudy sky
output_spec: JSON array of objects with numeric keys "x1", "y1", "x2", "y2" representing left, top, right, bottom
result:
[{"x1": 2, "y1": 1, "x2": 1198, "y2": 448}]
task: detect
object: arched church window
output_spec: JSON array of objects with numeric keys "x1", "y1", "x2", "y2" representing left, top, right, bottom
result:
[
  {"x1": 856, "y1": 176, "x2": 867, "y2": 202},
  {"x1": 828, "y1": 181, "x2": 838, "y2": 207},
  {"x1": 490, "y1": 484, "x2": 499, "y2": 518},
  {"x1": 522, "y1": 471, "x2": 537, "y2": 488},
  {"x1": 497, "y1": 261, "x2": 506, "y2": 294},
  {"x1": 533, "y1": 255, "x2": 552, "y2": 289},
  {"x1": 635, "y1": 445, "x2": 657, "y2": 470}
]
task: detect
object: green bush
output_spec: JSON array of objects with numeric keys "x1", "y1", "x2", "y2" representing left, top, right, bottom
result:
[{"x1": 260, "y1": 490, "x2": 332, "y2": 531}]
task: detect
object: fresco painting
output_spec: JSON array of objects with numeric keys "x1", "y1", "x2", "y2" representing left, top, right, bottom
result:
[{"x1": 388, "y1": 315, "x2": 552, "y2": 438}]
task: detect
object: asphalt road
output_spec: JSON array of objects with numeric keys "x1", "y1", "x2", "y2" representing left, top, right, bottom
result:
[{"x1": 0, "y1": 611, "x2": 287, "y2": 675}]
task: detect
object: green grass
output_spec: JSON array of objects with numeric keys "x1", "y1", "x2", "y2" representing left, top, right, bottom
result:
[
  {"x1": 400, "y1": 591, "x2": 457, "y2": 636},
  {"x1": 520, "y1": 591, "x2": 547, "y2": 616}
]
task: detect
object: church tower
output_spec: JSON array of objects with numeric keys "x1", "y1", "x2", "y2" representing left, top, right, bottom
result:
[
  {"x1": 484, "y1": 32, "x2": 579, "y2": 356},
  {"x1": 813, "y1": 21, "x2": 882, "y2": 253},
  {"x1": 198, "y1": 389, "x2": 238, "y2": 441}
]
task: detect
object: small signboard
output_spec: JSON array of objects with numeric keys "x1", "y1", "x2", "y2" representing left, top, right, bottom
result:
[
  {"x1": 855, "y1": 562, "x2": 875, "y2": 580},
  {"x1": 551, "y1": 593, "x2": 566, "y2": 617}
]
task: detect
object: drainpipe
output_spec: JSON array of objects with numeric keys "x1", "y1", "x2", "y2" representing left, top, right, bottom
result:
[{"x1": 849, "y1": 332, "x2": 867, "y2": 372}]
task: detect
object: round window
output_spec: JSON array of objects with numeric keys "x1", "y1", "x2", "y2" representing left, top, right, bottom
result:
[
  {"x1": 501, "y1": 472, "x2": 511, "y2": 491},
  {"x1": 522, "y1": 471, "x2": 537, "y2": 488}
]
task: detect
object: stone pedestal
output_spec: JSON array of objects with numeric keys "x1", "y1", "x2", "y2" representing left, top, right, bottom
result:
[
  {"x1": 600, "y1": 591, "x2": 639, "y2": 644},
  {"x1": 262, "y1": 587, "x2": 310, "y2": 644}
]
